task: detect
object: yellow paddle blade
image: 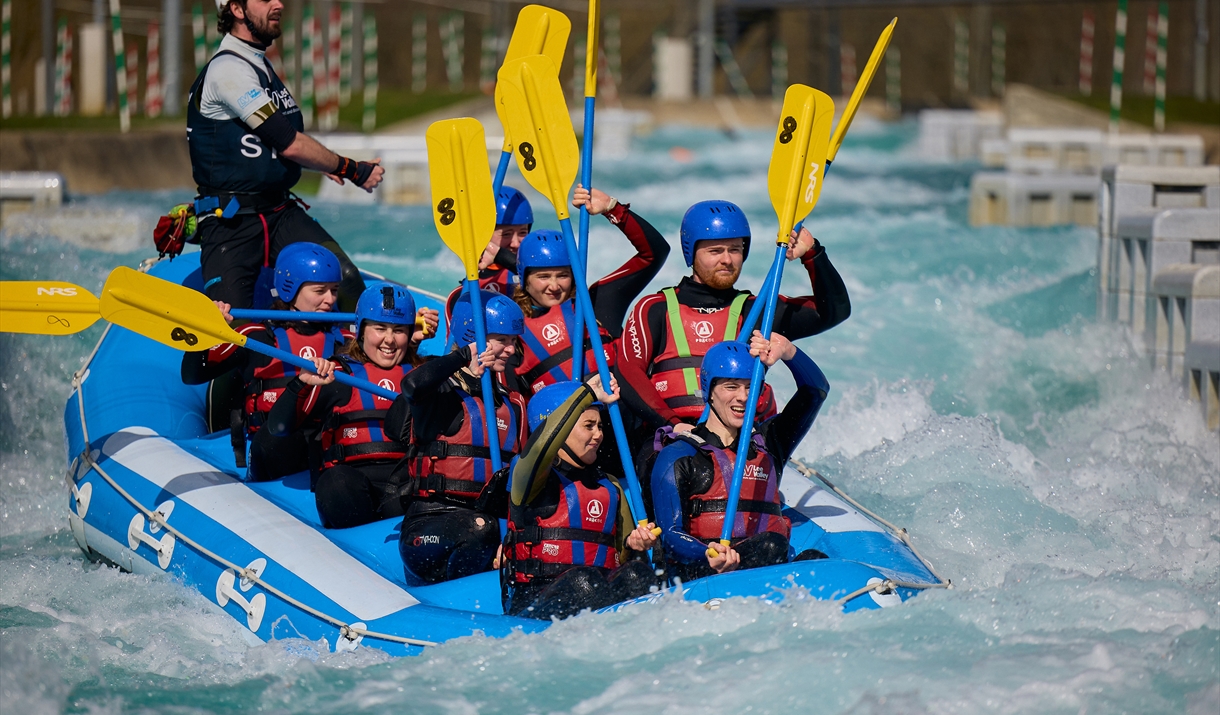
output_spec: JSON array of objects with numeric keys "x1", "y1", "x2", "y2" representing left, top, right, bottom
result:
[
  {"x1": 584, "y1": 0, "x2": 600, "y2": 99},
  {"x1": 0, "y1": 281, "x2": 101, "y2": 335},
  {"x1": 99, "y1": 266, "x2": 243, "y2": 352},
  {"x1": 828, "y1": 18, "x2": 896, "y2": 164},
  {"x1": 767, "y1": 85, "x2": 835, "y2": 244},
  {"x1": 497, "y1": 4, "x2": 572, "y2": 154},
  {"x1": 426, "y1": 118, "x2": 498, "y2": 281},
  {"x1": 497, "y1": 55, "x2": 580, "y2": 221}
]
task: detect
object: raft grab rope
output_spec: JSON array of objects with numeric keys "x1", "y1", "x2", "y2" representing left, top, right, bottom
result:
[{"x1": 787, "y1": 457, "x2": 953, "y2": 604}]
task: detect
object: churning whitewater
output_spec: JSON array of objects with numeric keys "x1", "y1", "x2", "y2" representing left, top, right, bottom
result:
[{"x1": 1, "y1": 121, "x2": 1216, "y2": 714}]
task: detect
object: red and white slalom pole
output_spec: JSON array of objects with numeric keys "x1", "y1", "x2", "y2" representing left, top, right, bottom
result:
[
  {"x1": 127, "y1": 42, "x2": 139, "y2": 118},
  {"x1": 1080, "y1": 10, "x2": 1095, "y2": 95},
  {"x1": 841, "y1": 43, "x2": 857, "y2": 98},
  {"x1": 146, "y1": 21, "x2": 162, "y2": 118},
  {"x1": 326, "y1": 4, "x2": 341, "y2": 129}
]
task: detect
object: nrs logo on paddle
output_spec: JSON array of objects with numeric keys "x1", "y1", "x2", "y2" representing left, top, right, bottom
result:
[{"x1": 37, "y1": 287, "x2": 77, "y2": 296}]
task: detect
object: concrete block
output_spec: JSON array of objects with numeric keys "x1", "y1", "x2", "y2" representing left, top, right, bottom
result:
[
  {"x1": 980, "y1": 138, "x2": 1008, "y2": 167},
  {"x1": 1097, "y1": 165, "x2": 1220, "y2": 320},
  {"x1": 1102, "y1": 133, "x2": 1205, "y2": 167},
  {"x1": 1184, "y1": 342, "x2": 1220, "y2": 431},
  {"x1": 1005, "y1": 128, "x2": 1104, "y2": 175},
  {"x1": 1147, "y1": 264, "x2": 1220, "y2": 376},
  {"x1": 654, "y1": 37, "x2": 693, "y2": 101},
  {"x1": 969, "y1": 172, "x2": 1099, "y2": 227},
  {"x1": 916, "y1": 109, "x2": 1004, "y2": 162},
  {"x1": 1114, "y1": 208, "x2": 1220, "y2": 335}
]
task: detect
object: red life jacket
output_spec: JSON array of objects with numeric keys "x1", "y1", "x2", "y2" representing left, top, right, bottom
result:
[
  {"x1": 444, "y1": 267, "x2": 516, "y2": 321},
  {"x1": 648, "y1": 288, "x2": 776, "y2": 422},
  {"x1": 505, "y1": 470, "x2": 621, "y2": 583},
  {"x1": 664, "y1": 429, "x2": 790, "y2": 543},
  {"x1": 407, "y1": 386, "x2": 527, "y2": 502},
  {"x1": 517, "y1": 301, "x2": 616, "y2": 394},
  {"x1": 319, "y1": 360, "x2": 411, "y2": 469},
  {"x1": 243, "y1": 324, "x2": 348, "y2": 434}
]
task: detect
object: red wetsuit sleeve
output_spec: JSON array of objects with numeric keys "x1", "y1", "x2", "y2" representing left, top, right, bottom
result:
[
  {"x1": 759, "y1": 242, "x2": 852, "y2": 340},
  {"x1": 615, "y1": 292, "x2": 681, "y2": 429},
  {"x1": 587, "y1": 206, "x2": 671, "y2": 338}
]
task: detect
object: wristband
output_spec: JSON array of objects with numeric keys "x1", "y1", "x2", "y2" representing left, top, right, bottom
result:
[{"x1": 334, "y1": 156, "x2": 377, "y2": 186}]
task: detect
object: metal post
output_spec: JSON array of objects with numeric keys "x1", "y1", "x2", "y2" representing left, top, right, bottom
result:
[
  {"x1": 42, "y1": 0, "x2": 55, "y2": 115},
  {"x1": 1194, "y1": 0, "x2": 1208, "y2": 101},
  {"x1": 992, "y1": 24, "x2": 1005, "y2": 98},
  {"x1": 697, "y1": 0, "x2": 714, "y2": 98},
  {"x1": 162, "y1": 0, "x2": 180, "y2": 115}
]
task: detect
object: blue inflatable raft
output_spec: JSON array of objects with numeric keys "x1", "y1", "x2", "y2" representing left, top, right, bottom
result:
[{"x1": 63, "y1": 255, "x2": 948, "y2": 657}]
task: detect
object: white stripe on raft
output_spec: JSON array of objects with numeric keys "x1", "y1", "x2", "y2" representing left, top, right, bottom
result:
[
  {"x1": 102, "y1": 427, "x2": 418, "y2": 621},
  {"x1": 780, "y1": 473, "x2": 884, "y2": 534}
]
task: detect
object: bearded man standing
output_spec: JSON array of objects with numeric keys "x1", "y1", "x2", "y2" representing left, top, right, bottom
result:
[
  {"x1": 616, "y1": 200, "x2": 850, "y2": 434},
  {"x1": 188, "y1": 0, "x2": 384, "y2": 310}
]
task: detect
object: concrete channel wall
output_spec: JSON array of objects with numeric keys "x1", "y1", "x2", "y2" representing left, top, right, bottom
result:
[{"x1": 1096, "y1": 165, "x2": 1220, "y2": 431}]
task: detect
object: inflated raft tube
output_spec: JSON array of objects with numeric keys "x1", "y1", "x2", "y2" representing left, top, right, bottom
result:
[{"x1": 63, "y1": 255, "x2": 948, "y2": 657}]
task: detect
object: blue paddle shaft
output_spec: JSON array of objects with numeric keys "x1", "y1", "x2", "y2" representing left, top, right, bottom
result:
[
  {"x1": 466, "y1": 280, "x2": 504, "y2": 473},
  {"x1": 230, "y1": 309, "x2": 356, "y2": 323},
  {"x1": 241, "y1": 339, "x2": 399, "y2": 401},
  {"x1": 492, "y1": 150, "x2": 512, "y2": 197},
  {"x1": 573, "y1": 97, "x2": 598, "y2": 381},
  {"x1": 695, "y1": 219, "x2": 802, "y2": 423},
  {"x1": 718, "y1": 243, "x2": 788, "y2": 544},
  {"x1": 558, "y1": 217, "x2": 648, "y2": 524}
]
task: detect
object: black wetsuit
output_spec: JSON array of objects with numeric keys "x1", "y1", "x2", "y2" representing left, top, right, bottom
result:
[
  {"x1": 264, "y1": 357, "x2": 409, "y2": 529},
  {"x1": 383, "y1": 347, "x2": 527, "y2": 585}
]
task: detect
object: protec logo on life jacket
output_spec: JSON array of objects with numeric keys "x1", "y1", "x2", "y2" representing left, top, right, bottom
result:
[
  {"x1": 649, "y1": 288, "x2": 779, "y2": 421},
  {"x1": 505, "y1": 472, "x2": 620, "y2": 583},
  {"x1": 517, "y1": 302, "x2": 615, "y2": 394}
]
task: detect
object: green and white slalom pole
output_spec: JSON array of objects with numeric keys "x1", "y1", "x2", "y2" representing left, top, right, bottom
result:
[
  {"x1": 110, "y1": 0, "x2": 129, "y2": 133},
  {"x1": 1154, "y1": 1, "x2": 1167, "y2": 132},
  {"x1": 1110, "y1": 0, "x2": 1128, "y2": 132},
  {"x1": 573, "y1": 0, "x2": 601, "y2": 381},
  {"x1": 192, "y1": 3, "x2": 205, "y2": 72},
  {"x1": 1, "y1": 0, "x2": 10, "y2": 119}
]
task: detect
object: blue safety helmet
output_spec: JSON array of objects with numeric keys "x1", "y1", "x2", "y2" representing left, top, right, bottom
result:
[
  {"x1": 496, "y1": 186, "x2": 534, "y2": 227},
  {"x1": 355, "y1": 282, "x2": 417, "y2": 331},
  {"x1": 699, "y1": 342, "x2": 756, "y2": 399},
  {"x1": 449, "y1": 290, "x2": 526, "y2": 344},
  {"x1": 516, "y1": 230, "x2": 570, "y2": 281},
  {"x1": 527, "y1": 380, "x2": 594, "y2": 432},
  {"x1": 274, "y1": 242, "x2": 342, "y2": 302},
  {"x1": 679, "y1": 200, "x2": 751, "y2": 267}
]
